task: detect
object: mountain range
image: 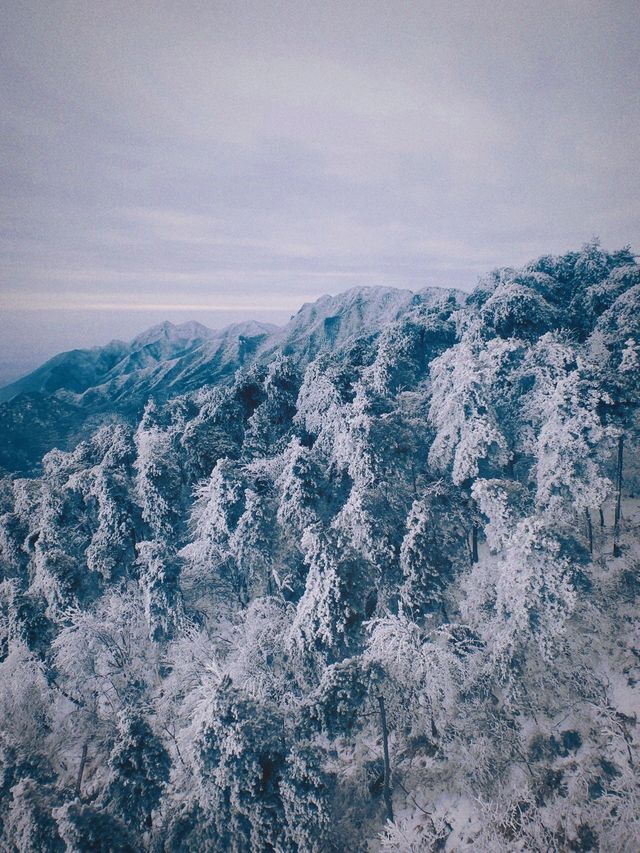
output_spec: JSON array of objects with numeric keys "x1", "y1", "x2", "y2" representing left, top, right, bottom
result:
[{"x1": 0, "y1": 285, "x2": 462, "y2": 474}]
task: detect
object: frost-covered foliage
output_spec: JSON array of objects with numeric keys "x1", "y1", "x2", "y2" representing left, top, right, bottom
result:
[
  {"x1": 428, "y1": 338, "x2": 514, "y2": 484},
  {"x1": 0, "y1": 242, "x2": 639, "y2": 851}
]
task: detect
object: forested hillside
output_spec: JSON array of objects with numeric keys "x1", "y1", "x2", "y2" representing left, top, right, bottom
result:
[
  {"x1": 1, "y1": 241, "x2": 639, "y2": 852},
  {"x1": 0, "y1": 287, "x2": 460, "y2": 476}
]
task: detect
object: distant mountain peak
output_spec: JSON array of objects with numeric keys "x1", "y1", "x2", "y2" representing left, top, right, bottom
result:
[
  {"x1": 131, "y1": 320, "x2": 217, "y2": 348},
  {"x1": 221, "y1": 320, "x2": 281, "y2": 338}
]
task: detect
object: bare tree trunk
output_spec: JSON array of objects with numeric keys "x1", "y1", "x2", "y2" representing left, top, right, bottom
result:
[
  {"x1": 615, "y1": 435, "x2": 624, "y2": 527},
  {"x1": 585, "y1": 508, "x2": 593, "y2": 555},
  {"x1": 614, "y1": 434, "x2": 624, "y2": 557},
  {"x1": 75, "y1": 743, "x2": 88, "y2": 799},
  {"x1": 471, "y1": 524, "x2": 479, "y2": 564},
  {"x1": 378, "y1": 695, "x2": 394, "y2": 824}
]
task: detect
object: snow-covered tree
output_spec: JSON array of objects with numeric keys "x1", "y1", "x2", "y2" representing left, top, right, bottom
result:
[
  {"x1": 53, "y1": 801, "x2": 136, "y2": 853},
  {"x1": 1, "y1": 777, "x2": 63, "y2": 852},
  {"x1": 472, "y1": 478, "x2": 529, "y2": 553},
  {"x1": 276, "y1": 438, "x2": 319, "y2": 538},
  {"x1": 104, "y1": 711, "x2": 169, "y2": 831},
  {"x1": 134, "y1": 402, "x2": 183, "y2": 540},
  {"x1": 280, "y1": 743, "x2": 333, "y2": 853},
  {"x1": 400, "y1": 482, "x2": 469, "y2": 618},
  {"x1": 0, "y1": 243, "x2": 638, "y2": 851},
  {"x1": 428, "y1": 338, "x2": 513, "y2": 485},
  {"x1": 462, "y1": 516, "x2": 577, "y2": 677},
  {"x1": 243, "y1": 356, "x2": 300, "y2": 458},
  {"x1": 288, "y1": 525, "x2": 369, "y2": 672},
  {"x1": 229, "y1": 486, "x2": 279, "y2": 599},
  {"x1": 533, "y1": 370, "x2": 613, "y2": 517},
  {"x1": 191, "y1": 685, "x2": 287, "y2": 852},
  {"x1": 294, "y1": 356, "x2": 352, "y2": 467},
  {"x1": 179, "y1": 386, "x2": 245, "y2": 481},
  {"x1": 480, "y1": 282, "x2": 560, "y2": 342},
  {"x1": 29, "y1": 482, "x2": 93, "y2": 620},
  {"x1": 136, "y1": 540, "x2": 183, "y2": 640},
  {"x1": 52, "y1": 590, "x2": 159, "y2": 717},
  {"x1": 368, "y1": 306, "x2": 457, "y2": 395},
  {"x1": 180, "y1": 458, "x2": 246, "y2": 611}
]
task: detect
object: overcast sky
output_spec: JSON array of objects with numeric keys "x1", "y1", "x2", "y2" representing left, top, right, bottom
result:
[{"x1": 1, "y1": 0, "x2": 639, "y2": 382}]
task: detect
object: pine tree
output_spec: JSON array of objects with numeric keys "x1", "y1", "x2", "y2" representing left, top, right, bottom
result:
[
  {"x1": 276, "y1": 438, "x2": 319, "y2": 538},
  {"x1": 229, "y1": 486, "x2": 278, "y2": 599},
  {"x1": 400, "y1": 483, "x2": 469, "y2": 618},
  {"x1": 193, "y1": 685, "x2": 287, "y2": 852},
  {"x1": 182, "y1": 458, "x2": 247, "y2": 609},
  {"x1": 280, "y1": 743, "x2": 332, "y2": 853},
  {"x1": 102, "y1": 710, "x2": 170, "y2": 833},
  {"x1": 428, "y1": 338, "x2": 513, "y2": 485},
  {"x1": 136, "y1": 540, "x2": 183, "y2": 641},
  {"x1": 288, "y1": 525, "x2": 369, "y2": 672},
  {"x1": 53, "y1": 801, "x2": 136, "y2": 853},
  {"x1": 243, "y1": 356, "x2": 299, "y2": 458},
  {"x1": 533, "y1": 370, "x2": 612, "y2": 518},
  {"x1": 1, "y1": 778, "x2": 63, "y2": 852},
  {"x1": 134, "y1": 402, "x2": 183, "y2": 541}
]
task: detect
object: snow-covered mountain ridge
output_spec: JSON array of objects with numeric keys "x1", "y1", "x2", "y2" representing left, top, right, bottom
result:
[
  {"x1": 0, "y1": 286, "x2": 462, "y2": 405},
  {"x1": 0, "y1": 285, "x2": 462, "y2": 473},
  {"x1": 0, "y1": 319, "x2": 277, "y2": 404}
]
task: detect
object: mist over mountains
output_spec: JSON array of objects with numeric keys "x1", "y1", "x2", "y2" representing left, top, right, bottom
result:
[{"x1": 0, "y1": 242, "x2": 639, "y2": 852}]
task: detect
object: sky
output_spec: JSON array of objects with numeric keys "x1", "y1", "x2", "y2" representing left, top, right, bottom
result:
[{"x1": 1, "y1": 0, "x2": 639, "y2": 384}]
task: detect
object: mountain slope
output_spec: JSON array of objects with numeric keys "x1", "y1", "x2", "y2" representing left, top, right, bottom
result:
[
  {"x1": 271, "y1": 285, "x2": 463, "y2": 360},
  {"x1": 0, "y1": 339, "x2": 131, "y2": 403},
  {"x1": 0, "y1": 286, "x2": 464, "y2": 473},
  {"x1": 0, "y1": 320, "x2": 273, "y2": 404},
  {"x1": 0, "y1": 244, "x2": 638, "y2": 852}
]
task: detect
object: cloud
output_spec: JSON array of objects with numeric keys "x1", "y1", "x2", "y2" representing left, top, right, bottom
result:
[{"x1": 0, "y1": 0, "x2": 638, "y2": 329}]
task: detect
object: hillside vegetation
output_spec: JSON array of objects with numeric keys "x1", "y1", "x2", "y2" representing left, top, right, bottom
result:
[{"x1": 0, "y1": 241, "x2": 639, "y2": 851}]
